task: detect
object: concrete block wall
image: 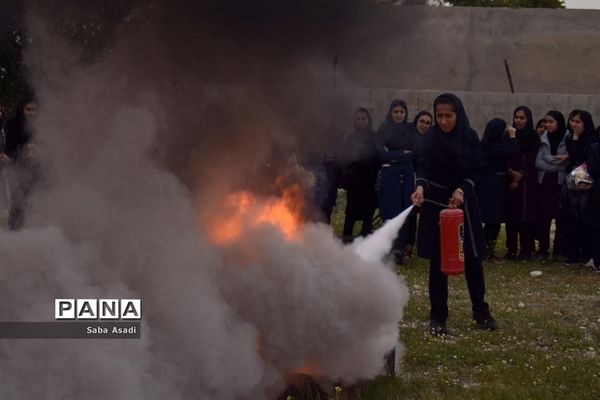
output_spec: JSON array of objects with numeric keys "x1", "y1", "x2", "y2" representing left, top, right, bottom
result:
[{"x1": 332, "y1": 5, "x2": 600, "y2": 95}]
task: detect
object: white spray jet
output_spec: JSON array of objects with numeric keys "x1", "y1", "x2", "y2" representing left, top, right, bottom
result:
[{"x1": 353, "y1": 205, "x2": 415, "y2": 263}]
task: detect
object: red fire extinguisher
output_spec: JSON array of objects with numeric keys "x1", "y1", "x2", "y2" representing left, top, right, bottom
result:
[{"x1": 439, "y1": 208, "x2": 465, "y2": 275}]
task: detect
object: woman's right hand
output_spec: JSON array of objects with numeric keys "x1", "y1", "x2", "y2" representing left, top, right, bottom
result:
[
  {"x1": 411, "y1": 185, "x2": 424, "y2": 206},
  {"x1": 506, "y1": 126, "x2": 517, "y2": 139}
]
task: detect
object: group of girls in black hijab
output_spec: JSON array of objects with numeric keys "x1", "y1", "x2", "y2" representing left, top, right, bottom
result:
[
  {"x1": 476, "y1": 106, "x2": 599, "y2": 271},
  {"x1": 339, "y1": 94, "x2": 600, "y2": 335},
  {"x1": 341, "y1": 101, "x2": 430, "y2": 265},
  {"x1": 343, "y1": 95, "x2": 493, "y2": 335}
]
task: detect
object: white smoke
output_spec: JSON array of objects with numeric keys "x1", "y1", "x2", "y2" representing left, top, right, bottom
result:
[{"x1": 0, "y1": 1, "x2": 411, "y2": 399}]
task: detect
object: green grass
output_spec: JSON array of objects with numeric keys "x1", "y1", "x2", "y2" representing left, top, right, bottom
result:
[{"x1": 328, "y1": 190, "x2": 600, "y2": 400}]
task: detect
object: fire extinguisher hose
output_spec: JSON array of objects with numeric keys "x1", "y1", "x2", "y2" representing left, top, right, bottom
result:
[
  {"x1": 463, "y1": 197, "x2": 479, "y2": 258},
  {"x1": 422, "y1": 198, "x2": 448, "y2": 208}
]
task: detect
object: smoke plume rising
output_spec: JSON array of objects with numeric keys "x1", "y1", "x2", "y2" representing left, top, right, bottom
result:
[{"x1": 0, "y1": 1, "x2": 410, "y2": 398}]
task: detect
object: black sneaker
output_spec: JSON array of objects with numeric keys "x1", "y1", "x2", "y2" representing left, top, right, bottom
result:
[
  {"x1": 429, "y1": 320, "x2": 450, "y2": 336},
  {"x1": 504, "y1": 252, "x2": 517, "y2": 262},
  {"x1": 474, "y1": 315, "x2": 498, "y2": 331},
  {"x1": 535, "y1": 254, "x2": 548, "y2": 264}
]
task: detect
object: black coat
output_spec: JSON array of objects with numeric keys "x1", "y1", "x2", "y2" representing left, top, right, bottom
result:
[
  {"x1": 4, "y1": 117, "x2": 33, "y2": 161},
  {"x1": 565, "y1": 110, "x2": 597, "y2": 173},
  {"x1": 477, "y1": 139, "x2": 519, "y2": 224},
  {"x1": 566, "y1": 131, "x2": 598, "y2": 173},
  {"x1": 342, "y1": 129, "x2": 379, "y2": 218},
  {"x1": 507, "y1": 137, "x2": 540, "y2": 222},
  {"x1": 416, "y1": 93, "x2": 485, "y2": 260}
]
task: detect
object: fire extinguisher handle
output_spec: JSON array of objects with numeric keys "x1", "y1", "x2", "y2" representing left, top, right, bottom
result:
[{"x1": 423, "y1": 198, "x2": 449, "y2": 209}]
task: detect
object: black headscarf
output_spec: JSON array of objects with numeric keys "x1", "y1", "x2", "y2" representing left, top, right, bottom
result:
[
  {"x1": 345, "y1": 107, "x2": 376, "y2": 164},
  {"x1": 378, "y1": 99, "x2": 414, "y2": 152},
  {"x1": 512, "y1": 106, "x2": 536, "y2": 151},
  {"x1": 412, "y1": 110, "x2": 432, "y2": 126},
  {"x1": 567, "y1": 109, "x2": 595, "y2": 137},
  {"x1": 4, "y1": 94, "x2": 37, "y2": 159},
  {"x1": 353, "y1": 107, "x2": 373, "y2": 134},
  {"x1": 545, "y1": 110, "x2": 566, "y2": 155},
  {"x1": 566, "y1": 110, "x2": 597, "y2": 169},
  {"x1": 535, "y1": 118, "x2": 546, "y2": 135},
  {"x1": 480, "y1": 118, "x2": 506, "y2": 151},
  {"x1": 427, "y1": 93, "x2": 479, "y2": 176},
  {"x1": 412, "y1": 110, "x2": 433, "y2": 135},
  {"x1": 384, "y1": 99, "x2": 408, "y2": 125}
]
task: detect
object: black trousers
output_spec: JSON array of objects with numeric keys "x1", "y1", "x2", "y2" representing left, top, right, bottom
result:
[
  {"x1": 428, "y1": 256, "x2": 490, "y2": 324},
  {"x1": 563, "y1": 196, "x2": 591, "y2": 262},
  {"x1": 342, "y1": 209, "x2": 375, "y2": 238},
  {"x1": 483, "y1": 223, "x2": 501, "y2": 254},
  {"x1": 538, "y1": 218, "x2": 565, "y2": 257},
  {"x1": 506, "y1": 221, "x2": 536, "y2": 257}
]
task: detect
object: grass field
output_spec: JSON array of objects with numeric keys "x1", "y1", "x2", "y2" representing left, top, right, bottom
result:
[{"x1": 328, "y1": 191, "x2": 600, "y2": 400}]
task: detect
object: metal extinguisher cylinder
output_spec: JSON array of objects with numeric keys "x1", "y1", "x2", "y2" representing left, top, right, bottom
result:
[{"x1": 439, "y1": 208, "x2": 465, "y2": 275}]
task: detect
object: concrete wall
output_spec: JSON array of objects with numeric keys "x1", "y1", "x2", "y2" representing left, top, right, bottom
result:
[
  {"x1": 340, "y1": 88, "x2": 600, "y2": 135},
  {"x1": 335, "y1": 5, "x2": 600, "y2": 94}
]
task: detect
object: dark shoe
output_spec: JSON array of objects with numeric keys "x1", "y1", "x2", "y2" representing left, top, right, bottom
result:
[
  {"x1": 535, "y1": 254, "x2": 548, "y2": 264},
  {"x1": 429, "y1": 320, "x2": 450, "y2": 336},
  {"x1": 504, "y1": 252, "x2": 517, "y2": 262},
  {"x1": 552, "y1": 254, "x2": 566, "y2": 263},
  {"x1": 563, "y1": 257, "x2": 579, "y2": 267},
  {"x1": 486, "y1": 254, "x2": 504, "y2": 264},
  {"x1": 473, "y1": 314, "x2": 498, "y2": 331},
  {"x1": 519, "y1": 253, "x2": 535, "y2": 262}
]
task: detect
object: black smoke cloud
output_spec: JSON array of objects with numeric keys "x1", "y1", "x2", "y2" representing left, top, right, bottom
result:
[{"x1": 26, "y1": 0, "x2": 374, "y2": 192}]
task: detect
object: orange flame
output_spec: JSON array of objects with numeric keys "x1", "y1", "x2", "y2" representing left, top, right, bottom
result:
[{"x1": 206, "y1": 184, "x2": 304, "y2": 244}]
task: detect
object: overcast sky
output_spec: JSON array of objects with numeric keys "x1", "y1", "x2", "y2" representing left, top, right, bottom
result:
[{"x1": 564, "y1": 0, "x2": 600, "y2": 9}]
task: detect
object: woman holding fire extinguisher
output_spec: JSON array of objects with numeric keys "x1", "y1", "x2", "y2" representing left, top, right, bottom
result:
[{"x1": 411, "y1": 93, "x2": 497, "y2": 335}]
